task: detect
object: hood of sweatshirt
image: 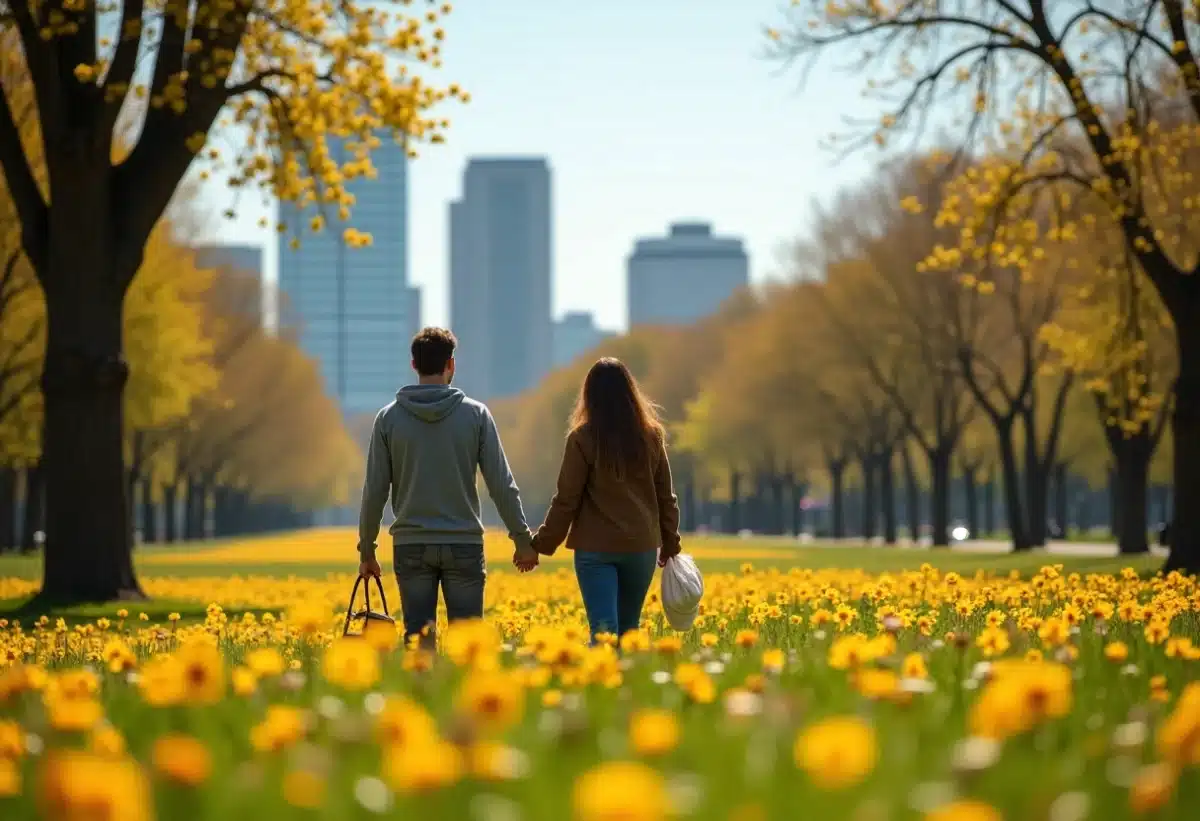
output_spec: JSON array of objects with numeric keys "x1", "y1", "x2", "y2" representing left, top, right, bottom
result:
[{"x1": 393, "y1": 385, "x2": 466, "y2": 423}]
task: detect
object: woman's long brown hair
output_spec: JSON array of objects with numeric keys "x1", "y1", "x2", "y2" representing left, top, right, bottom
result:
[{"x1": 569, "y1": 358, "x2": 665, "y2": 475}]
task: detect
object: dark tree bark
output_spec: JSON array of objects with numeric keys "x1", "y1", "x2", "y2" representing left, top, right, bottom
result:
[
  {"x1": 983, "y1": 474, "x2": 996, "y2": 537},
  {"x1": 928, "y1": 447, "x2": 952, "y2": 546},
  {"x1": 963, "y1": 472, "x2": 980, "y2": 540},
  {"x1": 681, "y1": 477, "x2": 696, "y2": 533},
  {"x1": 163, "y1": 483, "x2": 178, "y2": 544},
  {"x1": 879, "y1": 447, "x2": 897, "y2": 545},
  {"x1": 829, "y1": 459, "x2": 846, "y2": 539},
  {"x1": 1052, "y1": 462, "x2": 1069, "y2": 538},
  {"x1": 0, "y1": 466, "x2": 16, "y2": 552},
  {"x1": 1107, "y1": 431, "x2": 1154, "y2": 555},
  {"x1": 140, "y1": 480, "x2": 157, "y2": 544},
  {"x1": 859, "y1": 452, "x2": 877, "y2": 541},
  {"x1": 728, "y1": 470, "x2": 741, "y2": 534},
  {"x1": 901, "y1": 446, "x2": 921, "y2": 542},
  {"x1": 995, "y1": 419, "x2": 1031, "y2": 550},
  {"x1": 1108, "y1": 468, "x2": 1123, "y2": 545},
  {"x1": 20, "y1": 461, "x2": 44, "y2": 554}
]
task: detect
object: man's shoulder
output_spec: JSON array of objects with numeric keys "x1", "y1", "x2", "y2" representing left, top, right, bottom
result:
[{"x1": 458, "y1": 395, "x2": 490, "y2": 417}]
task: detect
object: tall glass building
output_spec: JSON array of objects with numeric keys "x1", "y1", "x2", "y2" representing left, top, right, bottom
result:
[{"x1": 278, "y1": 133, "x2": 420, "y2": 417}]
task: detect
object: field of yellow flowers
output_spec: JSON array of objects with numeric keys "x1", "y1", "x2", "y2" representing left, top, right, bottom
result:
[{"x1": 0, "y1": 531, "x2": 1197, "y2": 820}]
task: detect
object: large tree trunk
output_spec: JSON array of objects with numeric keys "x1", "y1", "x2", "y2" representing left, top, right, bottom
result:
[
  {"x1": 1164, "y1": 315, "x2": 1200, "y2": 574},
  {"x1": 928, "y1": 447, "x2": 952, "y2": 547},
  {"x1": 963, "y1": 470, "x2": 980, "y2": 541},
  {"x1": 983, "y1": 474, "x2": 996, "y2": 537},
  {"x1": 995, "y1": 420, "x2": 1031, "y2": 550},
  {"x1": 879, "y1": 448, "x2": 897, "y2": 545},
  {"x1": 859, "y1": 453, "x2": 877, "y2": 541},
  {"x1": 1022, "y1": 416, "x2": 1048, "y2": 548},
  {"x1": 829, "y1": 460, "x2": 846, "y2": 539},
  {"x1": 1108, "y1": 468, "x2": 1123, "y2": 544},
  {"x1": 901, "y1": 446, "x2": 921, "y2": 542},
  {"x1": 0, "y1": 466, "x2": 15, "y2": 552},
  {"x1": 21, "y1": 461, "x2": 44, "y2": 553},
  {"x1": 729, "y1": 470, "x2": 742, "y2": 534},
  {"x1": 163, "y1": 483, "x2": 178, "y2": 544},
  {"x1": 37, "y1": 213, "x2": 143, "y2": 603},
  {"x1": 1052, "y1": 462, "x2": 1069, "y2": 538},
  {"x1": 140, "y1": 480, "x2": 157, "y2": 544},
  {"x1": 1109, "y1": 433, "x2": 1152, "y2": 555}
]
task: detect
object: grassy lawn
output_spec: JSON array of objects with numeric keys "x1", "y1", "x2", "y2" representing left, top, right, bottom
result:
[{"x1": 0, "y1": 528, "x2": 1167, "y2": 620}]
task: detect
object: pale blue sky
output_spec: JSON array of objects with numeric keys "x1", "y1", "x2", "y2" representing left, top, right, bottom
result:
[{"x1": 200, "y1": 0, "x2": 880, "y2": 331}]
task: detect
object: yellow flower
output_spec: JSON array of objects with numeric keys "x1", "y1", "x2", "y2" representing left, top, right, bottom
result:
[
  {"x1": 384, "y1": 738, "x2": 464, "y2": 793},
  {"x1": 976, "y1": 626, "x2": 1011, "y2": 658},
  {"x1": 245, "y1": 648, "x2": 285, "y2": 678},
  {"x1": 152, "y1": 734, "x2": 211, "y2": 787},
  {"x1": 1104, "y1": 641, "x2": 1129, "y2": 663},
  {"x1": 250, "y1": 706, "x2": 310, "y2": 753},
  {"x1": 0, "y1": 756, "x2": 18, "y2": 797},
  {"x1": 573, "y1": 760, "x2": 669, "y2": 821},
  {"x1": 924, "y1": 801, "x2": 1004, "y2": 821},
  {"x1": 44, "y1": 695, "x2": 104, "y2": 733},
  {"x1": 322, "y1": 639, "x2": 381, "y2": 691},
  {"x1": 102, "y1": 640, "x2": 137, "y2": 674},
  {"x1": 761, "y1": 648, "x2": 786, "y2": 674},
  {"x1": 0, "y1": 719, "x2": 24, "y2": 759},
  {"x1": 735, "y1": 629, "x2": 759, "y2": 648},
  {"x1": 456, "y1": 669, "x2": 525, "y2": 735},
  {"x1": 794, "y1": 715, "x2": 878, "y2": 790},
  {"x1": 37, "y1": 751, "x2": 153, "y2": 821},
  {"x1": 1129, "y1": 763, "x2": 1175, "y2": 814},
  {"x1": 375, "y1": 697, "x2": 438, "y2": 748},
  {"x1": 468, "y1": 741, "x2": 528, "y2": 781},
  {"x1": 629, "y1": 709, "x2": 680, "y2": 757},
  {"x1": 282, "y1": 769, "x2": 326, "y2": 808},
  {"x1": 175, "y1": 638, "x2": 226, "y2": 705},
  {"x1": 902, "y1": 653, "x2": 928, "y2": 679},
  {"x1": 89, "y1": 725, "x2": 126, "y2": 757}
]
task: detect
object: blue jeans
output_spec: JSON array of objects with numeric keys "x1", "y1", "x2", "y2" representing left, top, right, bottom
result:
[
  {"x1": 393, "y1": 544, "x2": 486, "y2": 649},
  {"x1": 574, "y1": 550, "x2": 658, "y2": 641}
]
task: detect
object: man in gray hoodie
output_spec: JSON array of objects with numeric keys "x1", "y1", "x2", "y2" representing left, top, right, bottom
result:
[{"x1": 356, "y1": 326, "x2": 539, "y2": 647}]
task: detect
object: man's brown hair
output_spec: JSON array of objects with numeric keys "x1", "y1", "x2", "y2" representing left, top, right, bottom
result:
[{"x1": 411, "y1": 327, "x2": 457, "y2": 376}]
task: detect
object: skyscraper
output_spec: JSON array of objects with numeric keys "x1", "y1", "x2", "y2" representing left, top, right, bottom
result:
[
  {"x1": 627, "y1": 222, "x2": 749, "y2": 328},
  {"x1": 449, "y1": 158, "x2": 553, "y2": 401},
  {"x1": 277, "y1": 132, "x2": 419, "y2": 416},
  {"x1": 553, "y1": 311, "x2": 612, "y2": 368}
]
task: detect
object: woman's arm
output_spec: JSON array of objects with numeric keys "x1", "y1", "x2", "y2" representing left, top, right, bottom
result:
[
  {"x1": 654, "y1": 438, "x2": 682, "y2": 559},
  {"x1": 532, "y1": 432, "x2": 589, "y2": 555}
]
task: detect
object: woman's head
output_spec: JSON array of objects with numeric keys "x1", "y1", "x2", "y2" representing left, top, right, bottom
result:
[{"x1": 570, "y1": 358, "x2": 664, "y2": 474}]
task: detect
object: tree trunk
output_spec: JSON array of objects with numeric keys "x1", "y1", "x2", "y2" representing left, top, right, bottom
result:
[
  {"x1": 1022, "y1": 416, "x2": 1048, "y2": 548},
  {"x1": 963, "y1": 471, "x2": 980, "y2": 541},
  {"x1": 0, "y1": 467, "x2": 16, "y2": 552},
  {"x1": 830, "y1": 461, "x2": 846, "y2": 539},
  {"x1": 681, "y1": 478, "x2": 696, "y2": 533},
  {"x1": 995, "y1": 420, "x2": 1031, "y2": 550},
  {"x1": 929, "y1": 447, "x2": 952, "y2": 546},
  {"x1": 1053, "y1": 462, "x2": 1069, "y2": 538},
  {"x1": 21, "y1": 461, "x2": 44, "y2": 553},
  {"x1": 901, "y1": 446, "x2": 921, "y2": 542},
  {"x1": 983, "y1": 474, "x2": 996, "y2": 537},
  {"x1": 140, "y1": 480, "x2": 157, "y2": 544},
  {"x1": 772, "y1": 474, "x2": 786, "y2": 536},
  {"x1": 1164, "y1": 313, "x2": 1200, "y2": 574},
  {"x1": 1110, "y1": 433, "x2": 1152, "y2": 555},
  {"x1": 1108, "y1": 468, "x2": 1123, "y2": 544},
  {"x1": 35, "y1": 190, "x2": 145, "y2": 603},
  {"x1": 729, "y1": 470, "x2": 741, "y2": 534},
  {"x1": 163, "y1": 483, "x2": 178, "y2": 544},
  {"x1": 185, "y1": 480, "x2": 206, "y2": 540},
  {"x1": 859, "y1": 454, "x2": 877, "y2": 541},
  {"x1": 880, "y1": 448, "x2": 897, "y2": 545}
]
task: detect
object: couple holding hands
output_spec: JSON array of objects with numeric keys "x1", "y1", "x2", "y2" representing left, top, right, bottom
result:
[{"x1": 356, "y1": 327, "x2": 682, "y2": 648}]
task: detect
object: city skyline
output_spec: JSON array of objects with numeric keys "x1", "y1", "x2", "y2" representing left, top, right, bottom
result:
[
  {"x1": 194, "y1": 0, "x2": 875, "y2": 333},
  {"x1": 277, "y1": 133, "x2": 420, "y2": 417}
]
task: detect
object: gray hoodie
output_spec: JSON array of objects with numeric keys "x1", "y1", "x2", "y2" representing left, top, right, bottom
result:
[{"x1": 356, "y1": 384, "x2": 533, "y2": 561}]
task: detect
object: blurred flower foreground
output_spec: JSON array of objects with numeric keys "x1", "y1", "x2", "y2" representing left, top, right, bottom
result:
[{"x1": 1, "y1": 553, "x2": 1198, "y2": 820}]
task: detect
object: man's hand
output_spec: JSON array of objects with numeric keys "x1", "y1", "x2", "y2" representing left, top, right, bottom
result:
[
  {"x1": 513, "y1": 542, "x2": 539, "y2": 573},
  {"x1": 359, "y1": 557, "x2": 382, "y2": 579}
]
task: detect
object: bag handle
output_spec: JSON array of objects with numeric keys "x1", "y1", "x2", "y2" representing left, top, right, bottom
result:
[{"x1": 342, "y1": 574, "x2": 391, "y2": 635}]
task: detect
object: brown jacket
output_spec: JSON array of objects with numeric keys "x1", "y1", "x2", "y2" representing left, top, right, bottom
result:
[{"x1": 531, "y1": 426, "x2": 682, "y2": 557}]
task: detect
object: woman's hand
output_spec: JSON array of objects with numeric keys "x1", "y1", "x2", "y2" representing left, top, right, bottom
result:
[{"x1": 657, "y1": 550, "x2": 668, "y2": 568}]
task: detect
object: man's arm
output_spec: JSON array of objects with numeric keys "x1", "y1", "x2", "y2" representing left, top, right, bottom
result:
[
  {"x1": 478, "y1": 406, "x2": 533, "y2": 549},
  {"x1": 357, "y1": 410, "x2": 392, "y2": 563}
]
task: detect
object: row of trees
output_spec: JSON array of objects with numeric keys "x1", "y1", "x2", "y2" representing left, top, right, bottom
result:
[
  {"x1": 761, "y1": 2, "x2": 1200, "y2": 574},
  {"x1": 493, "y1": 153, "x2": 1176, "y2": 560}
]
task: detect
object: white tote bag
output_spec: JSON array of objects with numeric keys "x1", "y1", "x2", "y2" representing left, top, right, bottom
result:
[{"x1": 660, "y1": 553, "x2": 703, "y2": 631}]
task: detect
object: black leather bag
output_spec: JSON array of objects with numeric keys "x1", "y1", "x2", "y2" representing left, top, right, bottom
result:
[{"x1": 341, "y1": 574, "x2": 396, "y2": 637}]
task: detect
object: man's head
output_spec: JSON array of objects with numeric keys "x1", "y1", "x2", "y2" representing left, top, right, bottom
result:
[{"x1": 411, "y1": 326, "x2": 457, "y2": 384}]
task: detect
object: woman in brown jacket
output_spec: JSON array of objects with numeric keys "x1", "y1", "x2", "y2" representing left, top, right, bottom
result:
[{"x1": 530, "y1": 358, "x2": 682, "y2": 641}]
